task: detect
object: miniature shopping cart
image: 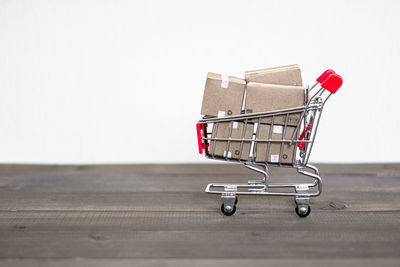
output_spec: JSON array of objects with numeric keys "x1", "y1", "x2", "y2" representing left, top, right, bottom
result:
[{"x1": 196, "y1": 69, "x2": 343, "y2": 217}]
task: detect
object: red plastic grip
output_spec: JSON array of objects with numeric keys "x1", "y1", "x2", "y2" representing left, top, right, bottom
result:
[
  {"x1": 196, "y1": 122, "x2": 206, "y2": 154},
  {"x1": 316, "y1": 69, "x2": 336, "y2": 83},
  {"x1": 298, "y1": 124, "x2": 311, "y2": 148},
  {"x1": 321, "y1": 73, "x2": 343, "y2": 94}
]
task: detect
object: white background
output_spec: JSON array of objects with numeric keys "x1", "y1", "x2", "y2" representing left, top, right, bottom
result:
[{"x1": 1, "y1": 0, "x2": 399, "y2": 164}]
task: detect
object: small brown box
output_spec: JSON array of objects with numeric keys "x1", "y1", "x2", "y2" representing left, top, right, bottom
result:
[
  {"x1": 201, "y1": 72, "x2": 246, "y2": 117},
  {"x1": 245, "y1": 82, "x2": 305, "y2": 126},
  {"x1": 255, "y1": 124, "x2": 297, "y2": 164},
  {"x1": 209, "y1": 122, "x2": 254, "y2": 160},
  {"x1": 245, "y1": 64, "x2": 303, "y2": 86}
]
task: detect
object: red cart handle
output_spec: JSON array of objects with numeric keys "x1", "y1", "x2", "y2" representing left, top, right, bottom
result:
[
  {"x1": 321, "y1": 73, "x2": 343, "y2": 94},
  {"x1": 196, "y1": 122, "x2": 207, "y2": 154},
  {"x1": 298, "y1": 124, "x2": 311, "y2": 148},
  {"x1": 316, "y1": 69, "x2": 336, "y2": 83}
]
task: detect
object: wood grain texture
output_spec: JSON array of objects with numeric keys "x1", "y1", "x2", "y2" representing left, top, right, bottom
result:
[{"x1": 0, "y1": 164, "x2": 399, "y2": 266}]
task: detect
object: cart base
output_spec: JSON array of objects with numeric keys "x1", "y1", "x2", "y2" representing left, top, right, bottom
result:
[{"x1": 205, "y1": 164, "x2": 321, "y2": 217}]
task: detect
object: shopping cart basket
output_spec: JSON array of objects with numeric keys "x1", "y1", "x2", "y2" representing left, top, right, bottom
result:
[{"x1": 196, "y1": 69, "x2": 343, "y2": 217}]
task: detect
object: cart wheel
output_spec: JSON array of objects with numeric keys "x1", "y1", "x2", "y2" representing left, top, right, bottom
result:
[
  {"x1": 295, "y1": 205, "x2": 311, "y2": 217},
  {"x1": 221, "y1": 203, "x2": 236, "y2": 216}
]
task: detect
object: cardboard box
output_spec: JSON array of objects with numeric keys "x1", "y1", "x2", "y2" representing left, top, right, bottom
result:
[
  {"x1": 245, "y1": 64, "x2": 303, "y2": 86},
  {"x1": 208, "y1": 122, "x2": 254, "y2": 160},
  {"x1": 255, "y1": 124, "x2": 297, "y2": 164},
  {"x1": 201, "y1": 72, "x2": 246, "y2": 117},
  {"x1": 245, "y1": 82, "x2": 305, "y2": 126}
]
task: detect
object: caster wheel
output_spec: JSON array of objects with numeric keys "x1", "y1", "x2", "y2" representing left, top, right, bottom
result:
[
  {"x1": 235, "y1": 196, "x2": 238, "y2": 205},
  {"x1": 221, "y1": 203, "x2": 236, "y2": 216},
  {"x1": 295, "y1": 205, "x2": 311, "y2": 217}
]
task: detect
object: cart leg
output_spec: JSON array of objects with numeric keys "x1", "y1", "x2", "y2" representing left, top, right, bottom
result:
[
  {"x1": 220, "y1": 186, "x2": 237, "y2": 216},
  {"x1": 245, "y1": 164, "x2": 269, "y2": 192}
]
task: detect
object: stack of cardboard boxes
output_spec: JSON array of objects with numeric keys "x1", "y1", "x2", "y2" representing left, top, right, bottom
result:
[{"x1": 201, "y1": 64, "x2": 306, "y2": 164}]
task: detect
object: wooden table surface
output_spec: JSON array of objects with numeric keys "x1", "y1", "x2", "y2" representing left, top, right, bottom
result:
[{"x1": 0, "y1": 163, "x2": 399, "y2": 266}]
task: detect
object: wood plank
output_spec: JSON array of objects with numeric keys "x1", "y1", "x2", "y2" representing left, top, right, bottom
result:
[
  {"x1": 1, "y1": 258, "x2": 399, "y2": 267},
  {"x1": 0, "y1": 164, "x2": 399, "y2": 265}
]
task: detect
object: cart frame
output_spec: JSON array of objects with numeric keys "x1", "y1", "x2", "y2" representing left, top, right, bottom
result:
[{"x1": 196, "y1": 70, "x2": 343, "y2": 217}]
